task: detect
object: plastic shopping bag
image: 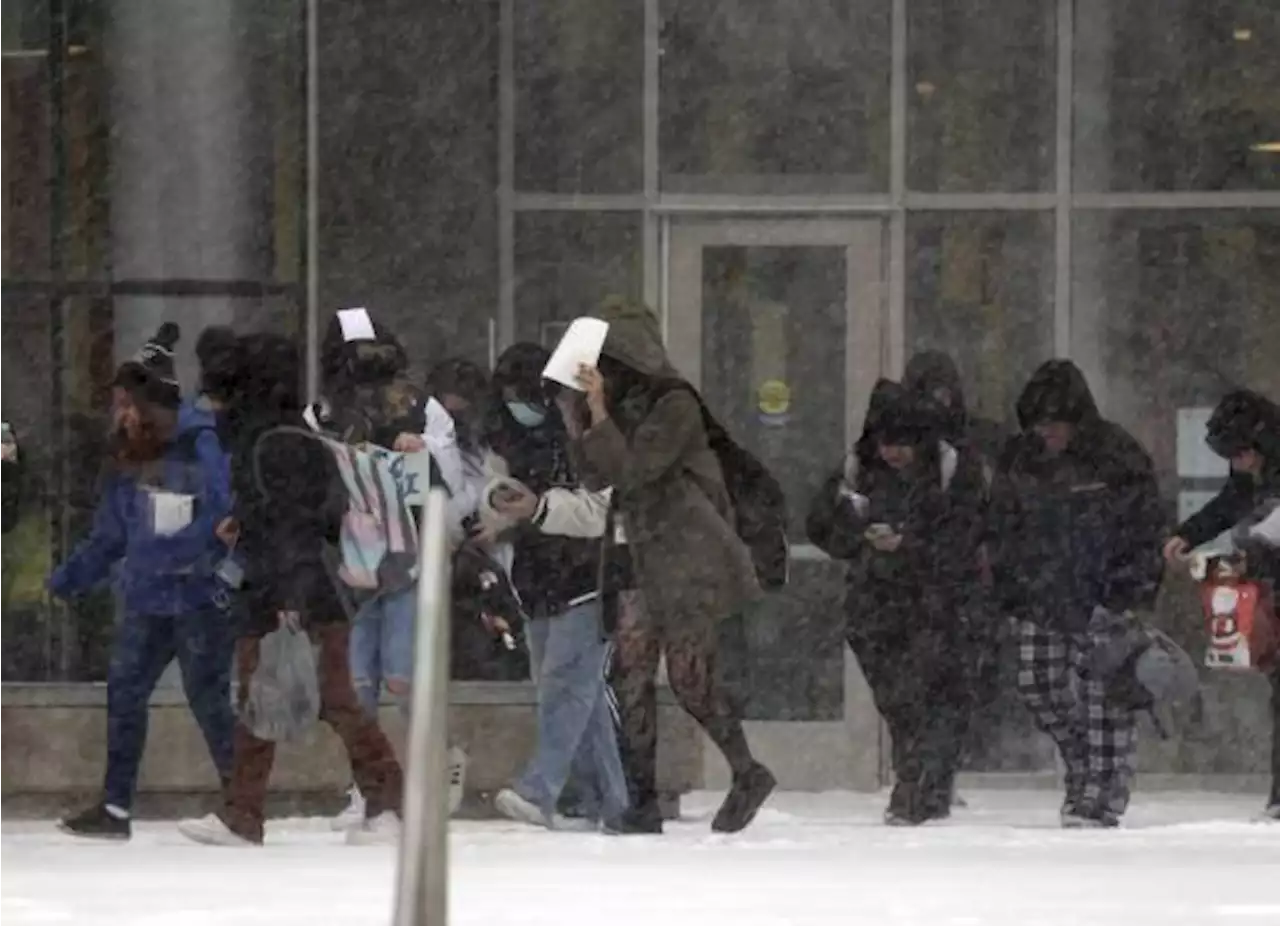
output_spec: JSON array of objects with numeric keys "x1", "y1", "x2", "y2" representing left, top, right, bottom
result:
[{"x1": 240, "y1": 625, "x2": 321, "y2": 742}]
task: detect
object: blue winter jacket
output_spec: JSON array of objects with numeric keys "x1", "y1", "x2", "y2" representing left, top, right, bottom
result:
[{"x1": 48, "y1": 402, "x2": 232, "y2": 616}]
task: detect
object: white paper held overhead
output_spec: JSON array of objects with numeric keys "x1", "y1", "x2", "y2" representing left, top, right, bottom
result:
[
  {"x1": 337, "y1": 307, "x2": 377, "y2": 343},
  {"x1": 542, "y1": 317, "x2": 610, "y2": 390}
]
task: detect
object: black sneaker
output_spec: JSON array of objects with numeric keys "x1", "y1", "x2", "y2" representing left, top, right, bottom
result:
[
  {"x1": 711, "y1": 762, "x2": 776, "y2": 834},
  {"x1": 604, "y1": 803, "x2": 664, "y2": 836},
  {"x1": 58, "y1": 803, "x2": 131, "y2": 841}
]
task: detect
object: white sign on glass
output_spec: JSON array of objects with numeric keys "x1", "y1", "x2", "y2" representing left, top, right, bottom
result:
[{"x1": 1176, "y1": 407, "x2": 1229, "y2": 479}]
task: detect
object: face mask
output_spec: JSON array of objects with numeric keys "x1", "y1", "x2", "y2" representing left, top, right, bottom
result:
[{"x1": 506, "y1": 401, "x2": 548, "y2": 429}]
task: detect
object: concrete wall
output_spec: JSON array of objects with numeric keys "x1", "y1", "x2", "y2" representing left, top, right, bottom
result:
[{"x1": 0, "y1": 682, "x2": 702, "y2": 819}]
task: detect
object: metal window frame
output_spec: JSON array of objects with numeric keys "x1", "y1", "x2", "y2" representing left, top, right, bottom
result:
[{"x1": 493, "y1": 0, "x2": 1280, "y2": 366}]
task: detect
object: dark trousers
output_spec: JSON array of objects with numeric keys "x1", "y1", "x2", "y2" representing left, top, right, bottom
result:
[
  {"x1": 611, "y1": 591, "x2": 754, "y2": 813},
  {"x1": 104, "y1": 609, "x2": 235, "y2": 810},
  {"x1": 849, "y1": 624, "x2": 970, "y2": 822},
  {"x1": 222, "y1": 623, "x2": 403, "y2": 842}
]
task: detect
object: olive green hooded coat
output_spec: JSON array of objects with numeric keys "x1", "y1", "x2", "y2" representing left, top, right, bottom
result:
[{"x1": 576, "y1": 300, "x2": 760, "y2": 634}]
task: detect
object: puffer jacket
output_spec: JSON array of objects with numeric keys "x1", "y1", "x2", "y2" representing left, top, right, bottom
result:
[
  {"x1": 806, "y1": 380, "x2": 988, "y2": 636},
  {"x1": 988, "y1": 360, "x2": 1166, "y2": 633},
  {"x1": 49, "y1": 403, "x2": 232, "y2": 616}
]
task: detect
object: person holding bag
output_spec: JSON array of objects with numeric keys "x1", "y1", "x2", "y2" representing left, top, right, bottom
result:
[{"x1": 177, "y1": 333, "x2": 403, "y2": 847}]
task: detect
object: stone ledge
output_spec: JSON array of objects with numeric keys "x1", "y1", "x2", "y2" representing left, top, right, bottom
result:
[
  {"x1": 0, "y1": 684, "x2": 703, "y2": 807},
  {"x1": 0, "y1": 681, "x2": 684, "y2": 708}
]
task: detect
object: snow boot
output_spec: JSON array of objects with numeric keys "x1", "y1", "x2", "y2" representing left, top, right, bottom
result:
[
  {"x1": 711, "y1": 762, "x2": 776, "y2": 834},
  {"x1": 58, "y1": 803, "x2": 131, "y2": 841}
]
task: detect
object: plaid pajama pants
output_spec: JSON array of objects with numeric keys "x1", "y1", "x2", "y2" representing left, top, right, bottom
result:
[{"x1": 1016, "y1": 615, "x2": 1137, "y2": 818}]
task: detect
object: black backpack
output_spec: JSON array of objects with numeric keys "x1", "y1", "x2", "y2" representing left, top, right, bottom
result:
[{"x1": 659, "y1": 383, "x2": 790, "y2": 590}]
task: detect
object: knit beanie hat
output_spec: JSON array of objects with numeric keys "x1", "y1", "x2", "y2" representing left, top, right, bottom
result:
[{"x1": 114, "y1": 322, "x2": 181, "y2": 409}]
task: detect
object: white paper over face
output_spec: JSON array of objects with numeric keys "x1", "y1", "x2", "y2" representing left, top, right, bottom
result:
[
  {"x1": 336, "y1": 307, "x2": 377, "y2": 342},
  {"x1": 152, "y1": 491, "x2": 195, "y2": 536},
  {"x1": 542, "y1": 317, "x2": 610, "y2": 390}
]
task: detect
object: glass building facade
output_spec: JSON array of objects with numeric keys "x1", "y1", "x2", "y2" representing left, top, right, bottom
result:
[{"x1": 4, "y1": 1, "x2": 1279, "y2": 782}]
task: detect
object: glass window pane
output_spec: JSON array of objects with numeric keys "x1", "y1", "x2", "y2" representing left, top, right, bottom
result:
[
  {"x1": 514, "y1": 212, "x2": 642, "y2": 346},
  {"x1": 906, "y1": 212, "x2": 1056, "y2": 426},
  {"x1": 906, "y1": 211, "x2": 1057, "y2": 771},
  {"x1": 2, "y1": 53, "x2": 51, "y2": 279},
  {"x1": 515, "y1": 0, "x2": 643, "y2": 193},
  {"x1": 660, "y1": 0, "x2": 891, "y2": 194},
  {"x1": 699, "y1": 245, "x2": 851, "y2": 722},
  {"x1": 907, "y1": 0, "x2": 1056, "y2": 193},
  {"x1": 1074, "y1": 2, "x2": 1280, "y2": 192},
  {"x1": 1072, "y1": 210, "x2": 1280, "y2": 485}
]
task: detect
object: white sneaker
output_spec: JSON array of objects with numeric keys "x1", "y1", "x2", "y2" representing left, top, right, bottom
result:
[
  {"x1": 1254, "y1": 803, "x2": 1280, "y2": 824},
  {"x1": 494, "y1": 788, "x2": 549, "y2": 828},
  {"x1": 177, "y1": 814, "x2": 255, "y2": 847},
  {"x1": 448, "y1": 747, "x2": 468, "y2": 817},
  {"x1": 331, "y1": 786, "x2": 365, "y2": 832},
  {"x1": 345, "y1": 811, "x2": 402, "y2": 846}
]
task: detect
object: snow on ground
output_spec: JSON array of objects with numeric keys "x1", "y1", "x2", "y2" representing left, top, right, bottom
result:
[{"x1": 4, "y1": 790, "x2": 1278, "y2": 926}]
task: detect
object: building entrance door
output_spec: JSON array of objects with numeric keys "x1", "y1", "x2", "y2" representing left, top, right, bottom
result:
[{"x1": 664, "y1": 217, "x2": 887, "y2": 790}]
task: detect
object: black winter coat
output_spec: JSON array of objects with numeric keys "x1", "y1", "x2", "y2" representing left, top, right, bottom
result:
[
  {"x1": 230, "y1": 413, "x2": 347, "y2": 636},
  {"x1": 1175, "y1": 390, "x2": 1280, "y2": 592},
  {"x1": 807, "y1": 439, "x2": 989, "y2": 638},
  {"x1": 988, "y1": 362, "x2": 1165, "y2": 633}
]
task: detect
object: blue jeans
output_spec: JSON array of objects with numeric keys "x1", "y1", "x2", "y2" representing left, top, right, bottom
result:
[
  {"x1": 350, "y1": 584, "x2": 417, "y2": 717},
  {"x1": 515, "y1": 601, "x2": 628, "y2": 824},
  {"x1": 104, "y1": 608, "x2": 235, "y2": 810}
]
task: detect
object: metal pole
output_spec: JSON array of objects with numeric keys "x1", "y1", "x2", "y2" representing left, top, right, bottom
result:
[
  {"x1": 304, "y1": 0, "x2": 320, "y2": 402},
  {"x1": 393, "y1": 488, "x2": 451, "y2": 926}
]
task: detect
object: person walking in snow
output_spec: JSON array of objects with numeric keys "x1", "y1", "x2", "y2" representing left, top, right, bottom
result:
[
  {"x1": 1163, "y1": 389, "x2": 1280, "y2": 822},
  {"x1": 807, "y1": 380, "x2": 987, "y2": 825},
  {"x1": 307, "y1": 309, "x2": 468, "y2": 827},
  {"x1": 177, "y1": 333, "x2": 404, "y2": 846},
  {"x1": 990, "y1": 360, "x2": 1165, "y2": 828},
  {"x1": 481, "y1": 343, "x2": 630, "y2": 832},
  {"x1": 51, "y1": 324, "x2": 236, "y2": 840},
  {"x1": 902, "y1": 350, "x2": 1008, "y2": 801},
  {"x1": 573, "y1": 300, "x2": 776, "y2": 835}
]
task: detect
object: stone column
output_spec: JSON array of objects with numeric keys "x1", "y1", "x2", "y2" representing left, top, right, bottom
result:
[{"x1": 105, "y1": 0, "x2": 272, "y2": 390}]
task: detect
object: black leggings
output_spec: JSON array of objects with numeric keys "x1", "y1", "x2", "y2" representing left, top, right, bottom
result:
[{"x1": 610, "y1": 591, "x2": 754, "y2": 810}]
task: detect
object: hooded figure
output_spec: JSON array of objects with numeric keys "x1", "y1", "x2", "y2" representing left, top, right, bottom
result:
[
  {"x1": 49, "y1": 323, "x2": 236, "y2": 841},
  {"x1": 177, "y1": 332, "x2": 405, "y2": 848},
  {"x1": 1168, "y1": 388, "x2": 1279, "y2": 820},
  {"x1": 573, "y1": 299, "x2": 775, "y2": 835},
  {"x1": 990, "y1": 359, "x2": 1165, "y2": 828},
  {"x1": 903, "y1": 351, "x2": 1006, "y2": 464},
  {"x1": 806, "y1": 380, "x2": 988, "y2": 824}
]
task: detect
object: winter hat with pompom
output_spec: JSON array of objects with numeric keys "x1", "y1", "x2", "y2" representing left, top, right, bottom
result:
[{"x1": 115, "y1": 322, "x2": 182, "y2": 409}]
